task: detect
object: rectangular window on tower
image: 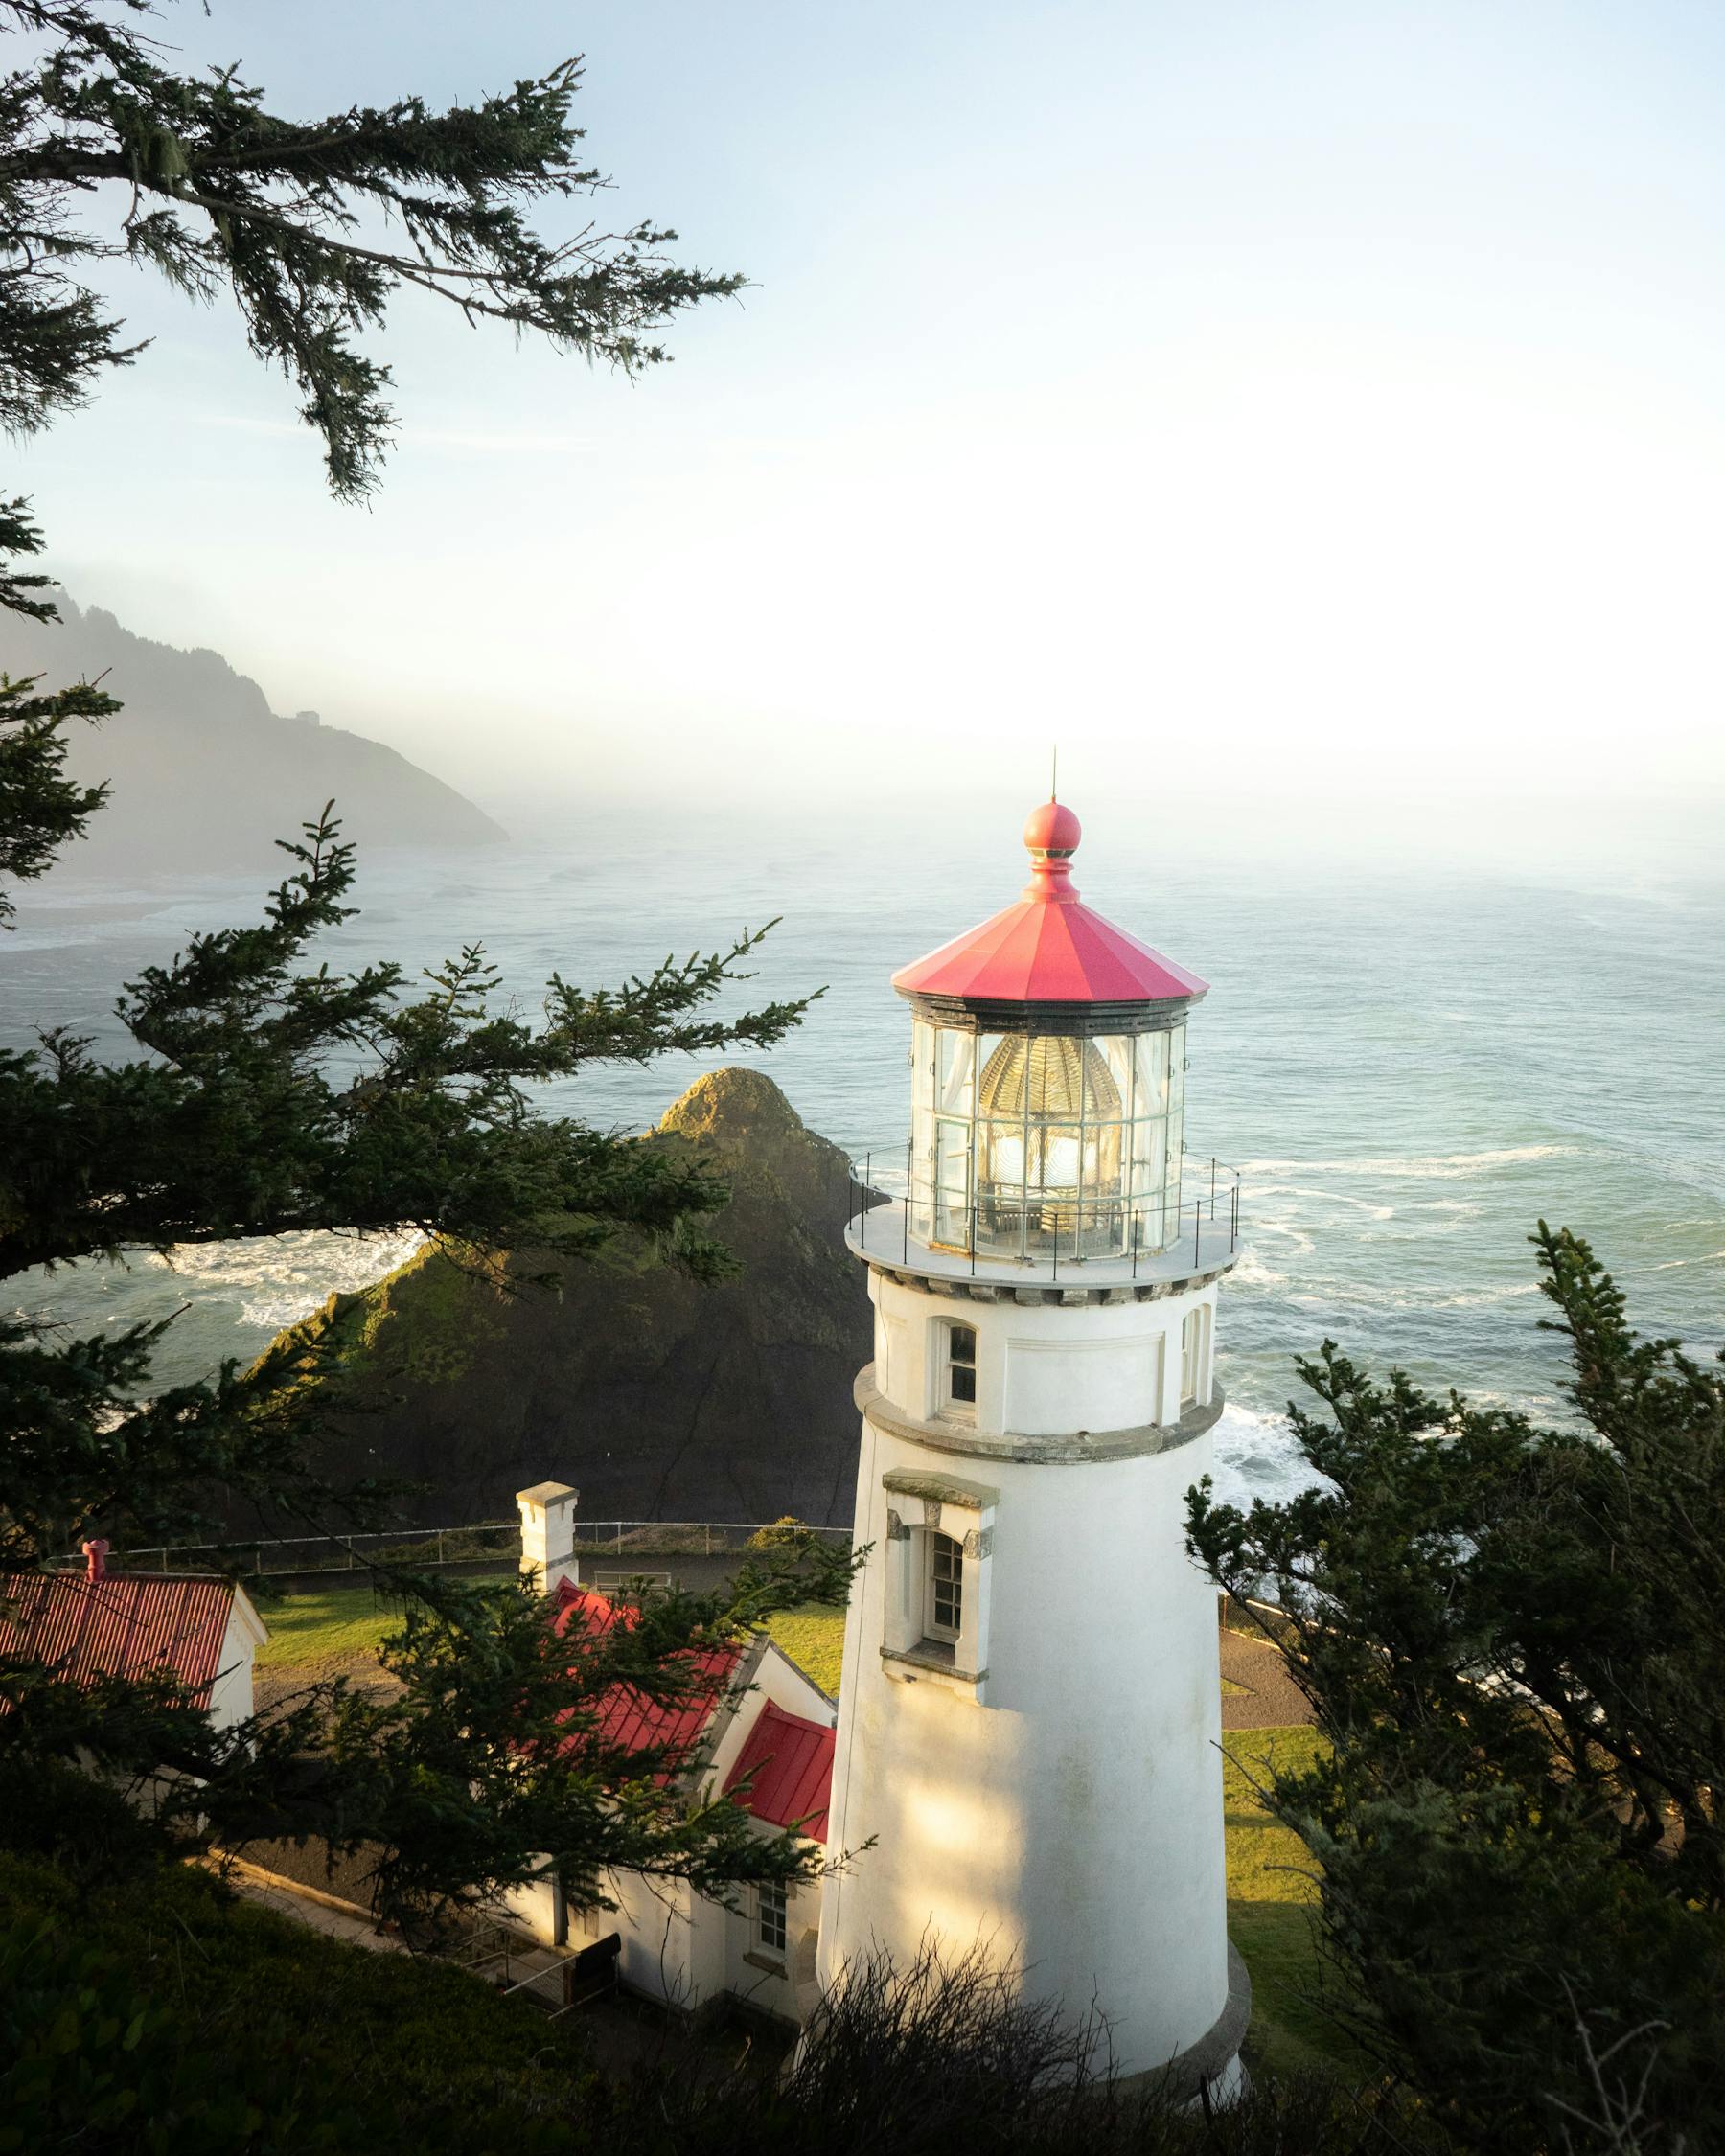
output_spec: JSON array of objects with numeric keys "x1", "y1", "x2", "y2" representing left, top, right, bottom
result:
[
  {"x1": 926, "y1": 1530, "x2": 963, "y2": 1644},
  {"x1": 1181, "y1": 1306, "x2": 1203, "y2": 1408},
  {"x1": 942, "y1": 1323, "x2": 978, "y2": 1417},
  {"x1": 881, "y1": 1468, "x2": 997, "y2": 1695}
]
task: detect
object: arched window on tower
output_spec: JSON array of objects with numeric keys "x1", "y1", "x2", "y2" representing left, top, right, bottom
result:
[
  {"x1": 1180, "y1": 1305, "x2": 1211, "y2": 1411},
  {"x1": 939, "y1": 1321, "x2": 978, "y2": 1418}
]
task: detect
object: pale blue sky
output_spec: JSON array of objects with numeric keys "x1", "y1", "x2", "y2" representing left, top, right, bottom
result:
[{"x1": 20, "y1": 1, "x2": 1725, "y2": 851}]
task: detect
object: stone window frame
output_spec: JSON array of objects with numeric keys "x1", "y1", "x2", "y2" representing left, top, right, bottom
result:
[{"x1": 880, "y1": 1469, "x2": 998, "y2": 1700}]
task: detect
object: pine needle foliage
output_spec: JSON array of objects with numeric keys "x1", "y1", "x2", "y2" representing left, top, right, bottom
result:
[
  {"x1": 0, "y1": 1, "x2": 740, "y2": 497},
  {"x1": 1187, "y1": 1224, "x2": 1725, "y2": 2152}
]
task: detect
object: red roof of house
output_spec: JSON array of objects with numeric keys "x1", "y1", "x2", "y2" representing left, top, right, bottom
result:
[
  {"x1": 0, "y1": 1571, "x2": 237, "y2": 1708},
  {"x1": 723, "y1": 1699, "x2": 836, "y2": 1842},
  {"x1": 551, "y1": 1579, "x2": 743, "y2": 1767},
  {"x1": 548, "y1": 1585, "x2": 834, "y2": 1839},
  {"x1": 891, "y1": 801, "x2": 1207, "y2": 1008}
]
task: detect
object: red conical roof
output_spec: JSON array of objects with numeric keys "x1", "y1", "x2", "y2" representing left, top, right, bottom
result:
[{"x1": 891, "y1": 802, "x2": 1207, "y2": 1008}]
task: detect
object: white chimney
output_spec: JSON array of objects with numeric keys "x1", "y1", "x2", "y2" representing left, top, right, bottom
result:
[{"x1": 516, "y1": 1482, "x2": 580, "y2": 1595}]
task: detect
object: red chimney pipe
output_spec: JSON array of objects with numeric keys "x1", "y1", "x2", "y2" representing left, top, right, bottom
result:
[{"x1": 81, "y1": 1538, "x2": 110, "y2": 1582}]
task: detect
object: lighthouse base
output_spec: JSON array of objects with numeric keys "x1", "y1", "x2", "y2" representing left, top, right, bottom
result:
[{"x1": 1113, "y1": 1941, "x2": 1253, "y2": 2106}]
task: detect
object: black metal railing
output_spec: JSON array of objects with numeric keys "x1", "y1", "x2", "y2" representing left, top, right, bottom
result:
[
  {"x1": 55, "y1": 1518, "x2": 852, "y2": 1579},
  {"x1": 844, "y1": 1142, "x2": 1242, "y2": 1278}
]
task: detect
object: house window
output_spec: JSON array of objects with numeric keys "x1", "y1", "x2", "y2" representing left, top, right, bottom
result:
[
  {"x1": 757, "y1": 1880, "x2": 788, "y2": 1957},
  {"x1": 926, "y1": 1530, "x2": 963, "y2": 1643},
  {"x1": 943, "y1": 1323, "x2": 978, "y2": 1415}
]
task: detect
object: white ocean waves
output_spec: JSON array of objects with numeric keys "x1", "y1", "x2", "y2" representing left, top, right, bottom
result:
[
  {"x1": 1470, "y1": 1388, "x2": 1565, "y2": 1414},
  {"x1": 1431, "y1": 1280, "x2": 1544, "y2": 1310},
  {"x1": 1284, "y1": 1283, "x2": 1410, "y2": 1312},
  {"x1": 1238, "y1": 1145, "x2": 1576, "y2": 1181},
  {"x1": 1204, "y1": 1398, "x2": 1327, "y2": 1512},
  {"x1": 1250, "y1": 1181, "x2": 1395, "y2": 1221},
  {"x1": 1246, "y1": 1216, "x2": 1317, "y2": 1258},
  {"x1": 145, "y1": 1229, "x2": 428, "y2": 1333}
]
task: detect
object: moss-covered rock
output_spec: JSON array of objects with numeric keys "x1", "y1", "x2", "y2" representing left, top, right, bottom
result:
[{"x1": 270, "y1": 1069, "x2": 871, "y2": 1528}]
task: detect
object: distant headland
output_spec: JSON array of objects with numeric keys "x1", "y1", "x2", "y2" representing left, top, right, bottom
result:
[{"x1": 0, "y1": 593, "x2": 505, "y2": 877}]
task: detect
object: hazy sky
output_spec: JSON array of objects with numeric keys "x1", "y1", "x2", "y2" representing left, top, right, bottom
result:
[{"x1": 21, "y1": 1, "x2": 1725, "y2": 845}]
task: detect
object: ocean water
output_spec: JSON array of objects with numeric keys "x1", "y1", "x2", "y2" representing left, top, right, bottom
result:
[{"x1": 8, "y1": 810, "x2": 1724, "y2": 1517}]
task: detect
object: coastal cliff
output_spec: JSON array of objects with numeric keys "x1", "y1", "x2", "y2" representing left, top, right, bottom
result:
[
  {"x1": 0, "y1": 594, "x2": 505, "y2": 873},
  {"x1": 272, "y1": 1068, "x2": 872, "y2": 1528}
]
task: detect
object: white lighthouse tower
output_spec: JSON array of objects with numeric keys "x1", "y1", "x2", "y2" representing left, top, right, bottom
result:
[{"x1": 816, "y1": 799, "x2": 1247, "y2": 2096}]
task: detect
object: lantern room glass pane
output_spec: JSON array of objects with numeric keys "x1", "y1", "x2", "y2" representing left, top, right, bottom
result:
[
  {"x1": 1130, "y1": 1112, "x2": 1169, "y2": 1252},
  {"x1": 912, "y1": 1021, "x2": 935, "y2": 1111},
  {"x1": 1092, "y1": 1035, "x2": 1133, "y2": 1123},
  {"x1": 936, "y1": 1029, "x2": 975, "y2": 1117},
  {"x1": 935, "y1": 1117, "x2": 970, "y2": 1245},
  {"x1": 1166, "y1": 1025, "x2": 1186, "y2": 1234},
  {"x1": 1132, "y1": 1029, "x2": 1169, "y2": 1119},
  {"x1": 908, "y1": 1019, "x2": 1187, "y2": 1261},
  {"x1": 982, "y1": 1124, "x2": 1025, "y2": 1189}
]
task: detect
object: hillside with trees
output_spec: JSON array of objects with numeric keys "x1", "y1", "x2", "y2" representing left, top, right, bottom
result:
[{"x1": 0, "y1": 0, "x2": 845, "y2": 2068}]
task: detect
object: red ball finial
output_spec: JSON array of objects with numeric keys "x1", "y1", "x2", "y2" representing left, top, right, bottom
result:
[{"x1": 1024, "y1": 798, "x2": 1082, "y2": 858}]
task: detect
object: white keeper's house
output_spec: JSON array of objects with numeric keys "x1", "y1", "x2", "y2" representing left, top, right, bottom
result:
[
  {"x1": 1, "y1": 1537, "x2": 267, "y2": 1733},
  {"x1": 508, "y1": 1483, "x2": 839, "y2": 2022}
]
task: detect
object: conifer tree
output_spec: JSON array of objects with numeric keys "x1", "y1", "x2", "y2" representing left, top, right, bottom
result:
[
  {"x1": 0, "y1": 1, "x2": 843, "y2": 1917},
  {"x1": 1187, "y1": 1226, "x2": 1725, "y2": 2151}
]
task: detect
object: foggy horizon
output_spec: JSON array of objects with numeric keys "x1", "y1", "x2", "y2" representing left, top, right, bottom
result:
[{"x1": 14, "y1": 0, "x2": 1725, "y2": 867}]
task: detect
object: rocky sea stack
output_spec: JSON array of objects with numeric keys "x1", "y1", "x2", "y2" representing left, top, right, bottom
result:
[{"x1": 271, "y1": 1068, "x2": 871, "y2": 1528}]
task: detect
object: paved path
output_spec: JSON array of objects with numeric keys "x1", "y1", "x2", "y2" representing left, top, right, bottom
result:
[
  {"x1": 1219, "y1": 1624, "x2": 1311, "y2": 1729},
  {"x1": 200, "y1": 1855, "x2": 405, "y2": 1954}
]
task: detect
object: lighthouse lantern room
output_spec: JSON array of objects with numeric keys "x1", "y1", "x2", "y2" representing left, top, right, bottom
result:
[
  {"x1": 896, "y1": 799, "x2": 1209, "y2": 1265},
  {"x1": 816, "y1": 801, "x2": 1248, "y2": 2099}
]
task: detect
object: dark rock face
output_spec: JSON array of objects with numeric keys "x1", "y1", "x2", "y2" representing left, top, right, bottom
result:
[{"x1": 286, "y1": 1069, "x2": 872, "y2": 1529}]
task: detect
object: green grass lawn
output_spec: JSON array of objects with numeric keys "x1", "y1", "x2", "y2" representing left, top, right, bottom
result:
[
  {"x1": 761, "y1": 1604, "x2": 845, "y2": 1694},
  {"x1": 1224, "y1": 1726, "x2": 1371, "y2": 2080},
  {"x1": 254, "y1": 1585, "x2": 851, "y2": 1692},
  {"x1": 260, "y1": 1591, "x2": 1241, "y2": 1709},
  {"x1": 254, "y1": 1582, "x2": 403, "y2": 1678}
]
